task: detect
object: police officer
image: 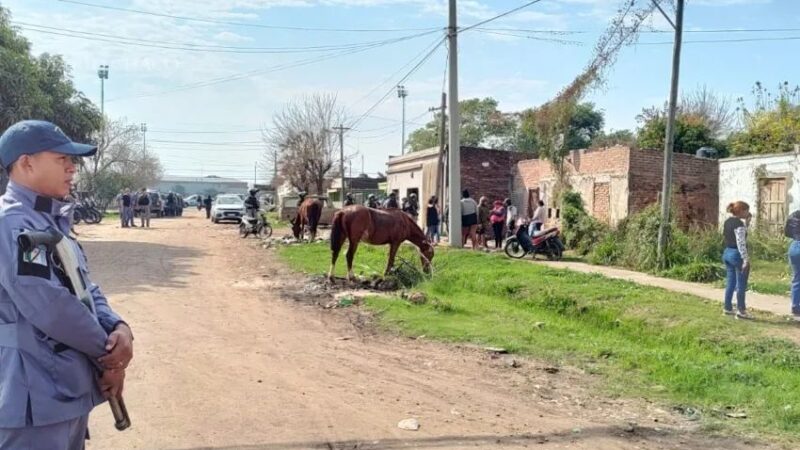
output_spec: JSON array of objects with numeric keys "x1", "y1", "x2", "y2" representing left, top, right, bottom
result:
[
  {"x1": 244, "y1": 188, "x2": 260, "y2": 218},
  {"x1": 383, "y1": 192, "x2": 399, "y2": 209},
  {"x1": 343, "y1": 192, "x2": 355, "y2": 207},
  {"x1": 0, "y1": 120, "x2": 134, "y2": 449},
  {"x1": 366, "y1": 194, "x2": 380, "y2": 209}
]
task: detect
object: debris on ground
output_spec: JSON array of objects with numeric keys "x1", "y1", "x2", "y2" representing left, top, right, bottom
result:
[
  {"x1": 485, "y1": 347, "x2": 508, "y2": 354},
  {"x1": 397, "y1": 418, "x2": 420, "y2": 431},
  {"x1": 401, "y1": 291, "x2": 428, "y2": 305},
  {"x1": 503, "y1": 357, "x2": 520, "y2": 368},
  {"x1": 542, "y1": 367, "x2": 560, "y2": 374}
]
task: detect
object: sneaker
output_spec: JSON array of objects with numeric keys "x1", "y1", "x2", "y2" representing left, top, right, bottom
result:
[
  {"x1": 723, "y1": 309, "x2": 735, "y2": 316},
  {"x1": 735, "y1": 311, "x2": 754, "y2": 320}
]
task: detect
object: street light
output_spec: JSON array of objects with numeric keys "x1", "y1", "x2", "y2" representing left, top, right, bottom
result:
[
  {"x1": 97, "y1": 65, "x2": 109, "y2": 116},
  {"x1": 397, "y1": 85, "x2": 408, "y2": 155}
]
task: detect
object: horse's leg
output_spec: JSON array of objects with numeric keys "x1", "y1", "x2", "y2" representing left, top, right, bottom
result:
[
  {"x1": 345, "y1": 239, "x2": 359, "y2": 281},
  {"x1": 384, "y1": 242, "x2": 400, "y2": 277}
]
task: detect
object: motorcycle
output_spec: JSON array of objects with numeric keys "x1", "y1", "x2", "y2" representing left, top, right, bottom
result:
[
  {"x1": 239, "y1": 209, "x2": 273, "y2": 239},
  {"x1": 504, "y1": 224, "x2": 564, "y2": 261}
]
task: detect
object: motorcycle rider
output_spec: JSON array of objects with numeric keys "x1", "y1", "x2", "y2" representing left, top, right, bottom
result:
[
  {"x1": 366, "y1": 194, "x2": 380, "y2": 209},
  {"x1": 244, "y1": 188, "x2": 260, "y2": 218}
]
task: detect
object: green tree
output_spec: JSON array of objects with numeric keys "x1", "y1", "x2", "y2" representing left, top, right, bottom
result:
[
  {"x1": 406, "y1": 97, "x2": 517, "y2": 152},
  {"x1": 0, "y1": 6, "x2": 103, "y2": 193},
  {"x1": 564, "y1": 102, "x2": 604, "y2": 150},
  {"x1": 729, "y1": 82, "x2": 800, "y2": 156},
  {"x1": 591, "y1": 129, "x2": 636, "y2": 148},
  {"x1": 636, "y1": 108, "x2": 724, "y2": 155}
]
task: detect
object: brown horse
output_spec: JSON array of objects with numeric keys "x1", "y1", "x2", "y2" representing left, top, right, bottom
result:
[
  {"x1": 329, "y1": 205, "x2": 434, "y2": 281},
  {"x1": 291, "y1": 198, "x2": 323, "y2": 242}
]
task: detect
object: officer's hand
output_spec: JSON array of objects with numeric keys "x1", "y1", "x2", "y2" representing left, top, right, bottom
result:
[
  {"x1": 100, "y1": 369, "x2": 125, "y2": 399},
  {"x1": 98, "y1": 324, "x2": 134, "y2": 370}
]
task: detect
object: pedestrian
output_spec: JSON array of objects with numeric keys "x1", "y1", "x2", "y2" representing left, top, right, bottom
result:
[
  {"x1": 0, "y1": 120, "x2": 134, "y2": 449},
  {"x1": 117, "y1": 190, "x2": 126, "y2": 228},
  {"x1": 384, "y1": 192, "x2": 399, "y2": 209},
  {"x1": 406, "y1": 193, "x2": 419, "y2": 221},
  {"x1": 490, "y1": 200, "x2": 506, "y2": 249},
  {"x1": 366, "y1": 194, "x2": 380, "y2": 209},
  {"x1": 530, "y1": 200, "x2": 547, "y2": 236},
  {"x1": 425, "y1": 195, "x2": 440, "y2": 244},
  {"x1": 504, "y1": 198, "x2": 517, "y2": 236},
  {"x1": 477, "y1": 196, "x2": 491, "y2": 251},
  {"x1": 137, "y1": 188, "x2": 151, "y2": 228},
  {"x1": 121, "y1": 188, "x2": 133, "y2": 228},
  {"x1": 722, "y1": 201, "x2": 753, "y2": 320},
  {"x1": 460, "y1": 189, "x2": 479, "y2": 250},
  {"x1": 785, "y1": 209, "x2": 800, "y2": 321},
  {"x1": 203, "y1": 195, "x2": 212, "y2": 219},
  {"x1": 344, "y1": 192, "x2": 355, "y2": 207}
]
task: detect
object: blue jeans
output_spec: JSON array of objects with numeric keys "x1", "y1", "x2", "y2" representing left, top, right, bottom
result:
[
  {"x1": 789, "y1": 241, "x2": 800, "y2": 315},
  {"x1": 723, "y1": 247, "x2": 748, "y2": 312},
  {"x1": 426, "y1": 224, "x2": 440, "y2": 243}
]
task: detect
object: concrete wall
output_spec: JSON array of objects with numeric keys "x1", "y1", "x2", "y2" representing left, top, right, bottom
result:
[
  {"x1": 718, "y1": 152, "x2": 800, "y2": 228},
  {"x1": 628, "y1": 149, "x2": 719, "y2": 228}
]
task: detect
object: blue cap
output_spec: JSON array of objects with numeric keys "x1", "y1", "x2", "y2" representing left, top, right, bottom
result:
[{"x1": 0, "y1": 120, "x2": 97, "y2": 169}]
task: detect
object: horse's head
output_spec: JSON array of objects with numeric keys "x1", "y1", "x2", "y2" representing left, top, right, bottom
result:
[
  {"x1": 291, "y1": 218, "x2": 302, "y2": 239},
  {"x1": 419, "y1": 241, "x2": 434, "y2": 274}
]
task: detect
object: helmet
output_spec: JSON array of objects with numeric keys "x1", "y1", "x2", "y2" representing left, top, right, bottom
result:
[
  {"x1": 249, "y1": 188, "x2": 259, "y2": 195},
  {"x1": 410, "y1": 193, "x2": 417, "y2": 199},
  {"x1": 346, "y1": 192, "x2": 353, "y2": 198},
  {"x1": 368, "y1": 194, "x2": 376, "y2": 200}
]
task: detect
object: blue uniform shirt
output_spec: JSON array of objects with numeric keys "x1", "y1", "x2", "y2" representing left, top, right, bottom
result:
[{"x1": 0, "y1": 181, "x2": 124, "y2": 428}]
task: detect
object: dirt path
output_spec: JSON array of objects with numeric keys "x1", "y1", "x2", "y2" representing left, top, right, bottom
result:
[
  {"x1": 534, "y1": 260, "x2": 789, "y2": 316},
  {"x1": 80, "y1": 211, "x2": 770, "y2": 450}
]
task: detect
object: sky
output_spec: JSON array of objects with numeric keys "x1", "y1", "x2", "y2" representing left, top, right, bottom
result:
[{"x1": 2, "y1": 0, "x2": 798, "y2": 184}]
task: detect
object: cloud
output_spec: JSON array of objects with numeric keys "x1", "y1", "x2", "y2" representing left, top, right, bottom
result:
[{"x1": 213, "y1": 31, "x2": 254, "y2": 43}]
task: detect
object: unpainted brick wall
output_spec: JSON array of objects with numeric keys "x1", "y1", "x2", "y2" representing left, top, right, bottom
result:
[
  {"x1": 459, "y1": 147, "x2": 528, "y2": 203},
  {"x1": 628, "y1": 149, "x2": 719, "y2": 228}
]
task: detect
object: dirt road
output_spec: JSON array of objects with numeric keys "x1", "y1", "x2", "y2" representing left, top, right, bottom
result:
[{"x1": 80, "y1": 211, "x2": 765, "y2": 450}]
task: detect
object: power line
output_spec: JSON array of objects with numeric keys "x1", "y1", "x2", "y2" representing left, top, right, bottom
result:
[
  {"x1": 57, "y1": 0, "x2": 441, "y2": 33},
  {"x1": 459, "y1": 0, "x2": 546, "y2": 34},
  {"x1": 349, "y1": 38, "x2": 446, "y2": 130},
  {"x1": 471, "y1": 29, "x2": 584, "y2": 45},
  {"x1": 14, "y1": 22, "x2": 440, "y2": 54},
  {"x1": 478, "y1": 26, "x2": 800, "y2": 35},
  {"x1": 150, "y1": 139, "x2": 263, "y2": 145},
  {"x1": 148, "y1": 128, "x2": 263, "y2": 134},
  {"x1": 107, "y1": 30, "x2": 439, "y2": 102},
  {"x1": 638, "y1": 35, "x2": 800, "y2": 45}
]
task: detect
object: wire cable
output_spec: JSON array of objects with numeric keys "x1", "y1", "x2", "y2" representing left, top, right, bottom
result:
[{"x1": 459, "y1": 0, "x2": 545, "y2": 34}]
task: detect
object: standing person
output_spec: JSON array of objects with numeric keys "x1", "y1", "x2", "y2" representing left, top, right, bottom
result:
[
  {"x1": 121, "y1": 188, "x2": 133, "y2": 228},
  {"x1": 129, "y1": 189, "x2": 138, "y2": 227},
  {"x1": 723, "y1": 201, "x2": 753, "y2": 320},
  {"x1": 477, "y1": 196, "x2": 491, "y2": 251},
  {"x1": 785, "y1": 209, "x2": 800, "y2": 320},
  {"x1": 504, "y1": 198, "x2": 517, "y2": 236},
  {"x1": 384, "y1": 192, "x2": 399, "y2": 209},
  {"x1": 137, "y1": 188, "x2": 151, "y2": 228},
  {"x1": 425, "y1": 195, "x2": 440, "y2": 244},
  {"x1": 203, "y1": 195, "x2": 212, "y2": 219},
  {"x1": 460, "y1": 190, "x2": 479, "y2": 250},
  {"x1": 407, "y1": 193, "x2": 419, "y2": 221},
  {"x1": 530, "y1": 200, "x2": 547, "y2": 236},
  {"x1": 366, "y1": 194, "x2": 380, "y2": 209},
  {"x1": 0, "y1": 120, "x2": 134, "y2": 449},
  {"x1": 490, "y1": 200, "x2": 506, "y2": 249},
  {"x1": 344, "y1": 192, "x2": 355, "y2": 207},
  {"x1": 117, "y1": 190, "x2": 126, "y2": 228}
]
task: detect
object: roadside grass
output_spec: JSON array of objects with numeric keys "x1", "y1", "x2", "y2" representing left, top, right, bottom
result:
[
  {"x1": 266, "y1": 211, "x2": 291, "y2": 230},
  {"x1": 279, "y1": 243, "x2": 800, "y2": 441},
  {"x1": 104, "y1": 211, "x2": 119, "y2": 219}
]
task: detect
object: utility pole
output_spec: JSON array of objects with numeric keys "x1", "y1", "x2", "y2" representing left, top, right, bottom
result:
[
  {"x1": 332, "y1": 125, "x2": 351, "y2": 206},
  {"x1": 432, "y1": 93, "x2": 447, "y2": 211},
  {"x1": 97, "y1": 65, "x2": 109, "y2": 117},
  {"x1": 656, "y1": 0, "x2": 685, "y2": 268},
  {"x1": 140, "y1": 123, "x2": 148, "y2": 159},
  {"x1": 254, "y1": 162, "x2": 257, "y2": 186},
  {"x1": 361, "y1": 154, "x2": 365, "y2": 175},
  {"x1": 397, "y1": 85, "x2": 408, "y2": 155},
  {"x1": 447, "y1": 0, "x2": 461, "y2": 247}
]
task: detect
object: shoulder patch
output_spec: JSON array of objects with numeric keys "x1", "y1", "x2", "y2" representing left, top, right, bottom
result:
[{"x1": 16, "y1": 230, "x2": 51, "y2": 279}]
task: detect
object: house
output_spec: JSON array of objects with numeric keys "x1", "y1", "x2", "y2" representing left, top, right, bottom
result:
[
  {"x1": 718, "y1": 150, "x2": 800, "y2": 234},
  {"x1": 386, "y1": 146, "x2": 527, "y2": 226},
  {"x1": 155, "y1": 175, "x2": 248, "y2": 197},
  {"x1": 327, "y1": 174, "x2": 387, "y2": 206},
  {"x1": 513, "y1": 145, "x2": 719, "y2": 228}
]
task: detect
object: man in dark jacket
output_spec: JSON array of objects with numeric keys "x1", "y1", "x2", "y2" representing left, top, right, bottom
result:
[
  {"x1": 384, "y1": 192, "x2": 399, "y2": 209},
  {"x1": 203, "y1": 195, "x2": 212, "y2": 219}
]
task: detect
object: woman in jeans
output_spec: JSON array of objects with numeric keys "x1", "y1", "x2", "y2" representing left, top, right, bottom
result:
[
  {"x1": 722, "y1": 201, "x2": 753, "y2": 320},
  {"x1": 784, "y1": 210, "x2": 800, "y2": 320},
  {"x1": 425, "y1": 195, "x2": 440, "y2": 245}
]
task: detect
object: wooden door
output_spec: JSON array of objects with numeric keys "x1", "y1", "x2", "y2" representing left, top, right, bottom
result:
[{"x1": 758, "y1": 178, "x2": 787, "y2": 234}]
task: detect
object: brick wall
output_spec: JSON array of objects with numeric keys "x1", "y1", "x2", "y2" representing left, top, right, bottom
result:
[
  {"x1": 628, "y1": 149, "x2": 719, "y2": 228},
  {"x1": 459, "y1": 146, "x2": 527, "y2": 203},
  {"x1": 592, "y1": 182, "x2": 610, "y2": 223}
]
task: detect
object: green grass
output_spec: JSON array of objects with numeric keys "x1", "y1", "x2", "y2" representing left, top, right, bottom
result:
[
  {"x1": 104, "y1": 211, "x2": 120, "y2": 219},
  {"x1": 266, "y1": 211, "x2": 291, "y2": 229},
  {"x1": 279, "y1": 243, "x2": 800, "y2": 441}
]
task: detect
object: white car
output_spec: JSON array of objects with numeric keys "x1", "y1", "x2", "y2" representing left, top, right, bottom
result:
[
  {"x1": 211, "y1": 195, "x2": 245, "y2": 223},
  {"x1": 184, "y1": 194, "x2": 202, "y2": 207}
]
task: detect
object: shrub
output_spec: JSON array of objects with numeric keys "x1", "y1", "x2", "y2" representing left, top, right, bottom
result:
[
  {"x1": 617, "y1": 205, "x2": 689, "y2": 272},
  {"x1": 749, "y1": 230, "x2": 789, "y2": 260},
  {"x1": 588, "y1": 232, "x2": 621, "y2": 265},
  {"x1": 662, "y1": 261, "x2": 725, "y2": 283},
  {"x1": 560, "y1": 190, "x2": 609, "y2": 255}
]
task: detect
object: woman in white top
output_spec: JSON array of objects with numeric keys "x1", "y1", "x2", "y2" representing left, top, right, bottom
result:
[
  {"x1": 530, "y1": 200, "x2": 546, "y2": 236},
  {"x1": 460, "y1": 189, "x2": 479, "y2": 250}
]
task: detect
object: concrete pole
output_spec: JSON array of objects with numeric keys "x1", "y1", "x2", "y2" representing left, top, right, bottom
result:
[
  {"x1": 100, "y1": 77, "x2": 105, "y2": 117},
  {"x1": 656, "y1": 0, "x2": 685, "y2": 268},
  {"x1": 141, "y1": 123, "x2": 147, "y2": 159},
  {"x1": 435, "y1": 92, "x2": 447, "y2": 211},
  {"x1": 447, "y1": 0, "x2": 462, "y2": 247},
  {"x1": 333, "y1": 125, "x2": 350, "y2": 206}
]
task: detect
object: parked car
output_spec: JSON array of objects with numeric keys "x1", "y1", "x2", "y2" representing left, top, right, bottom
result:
[
  {"x1": 184, "y1": 194, "x2": 202, "y2": 207},
  {"x1": 148, "y1": 191, "x2": 164, "y2": 217},
  {"x1": 211, "y1": 194, "x2": 245, "y2": 223},
  {"x1": 279, "y1": 195, "x2": 337, "y2": 225}
]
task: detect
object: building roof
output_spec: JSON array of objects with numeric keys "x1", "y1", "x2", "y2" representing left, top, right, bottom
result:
[
  {"x1": 719, "y1": 150, "x2": 800, "y2": 163},
  {"x1": 387, "y1": 147, "x2": 440, "y2": 165},
  {"x1": 159, "y1": 175, "x2": 248, "y2": 184}
]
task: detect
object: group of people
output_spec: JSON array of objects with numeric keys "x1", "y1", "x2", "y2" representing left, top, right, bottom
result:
[
  {"x1": 117, "y1": 187, "x2": 154, "y2": 228},
  {"x1": 723, "y1": 200, "x2": 800, "y2": 322},
  {"x1": 457, "y1": 190, "x2": 547, "y2": 251}
]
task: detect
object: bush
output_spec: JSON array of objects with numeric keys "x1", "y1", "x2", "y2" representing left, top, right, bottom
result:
[
  {"x1": 686, "y1": 227, "x2": 724, "y2": 262},
  {"x1": 560, "y1": 191, "x2": 609, "y2": 255},
  {"x1": 587, "y1": 233, "x2": 621, "y2": 265},
  {"x1": 749, "y1": 230, "x2": 789, "y2": 260},
  {"x1": 662, "y1": 261, "x2": 725, "y2": 283},
  {"x1": 617, "y1": 205, "x2": 689, "y2": 272}
]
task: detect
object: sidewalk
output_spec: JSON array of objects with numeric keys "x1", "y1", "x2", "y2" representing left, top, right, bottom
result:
[{"x1": 533, "y1": 260, "x2": 790, "y2": 317}]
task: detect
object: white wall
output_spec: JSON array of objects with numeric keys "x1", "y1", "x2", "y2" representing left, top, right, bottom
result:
[{"x1": 718, "y1": 152, "x2": 800, "y2": 227}]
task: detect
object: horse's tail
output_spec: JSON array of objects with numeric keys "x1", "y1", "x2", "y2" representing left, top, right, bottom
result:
[
  {"x1": 309, "y1": 202, "x2": 321, "y2": 233},
  {"x1": 330, "y1": 210, "x2": 346, "y2": 253}
]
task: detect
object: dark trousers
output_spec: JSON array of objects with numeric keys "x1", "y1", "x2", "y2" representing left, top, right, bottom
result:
[
  {"x1": 492, "y1": 222, "x2": 504, "y2": 248},
  {"x1": 205, "y1": 206, "x2": 211, "y2": 219}
]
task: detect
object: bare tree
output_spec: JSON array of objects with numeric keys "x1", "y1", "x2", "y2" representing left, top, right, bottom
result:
[
  {"x1": 681, "y1": 85, "x2": 734, "y2": 138},
  {"x1": 265, "y1": 94, "x2": 346, "y2": 195}
]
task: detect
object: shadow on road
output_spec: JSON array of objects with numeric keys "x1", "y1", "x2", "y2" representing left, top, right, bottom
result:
[
  {"x1": 82, "y1": 240, "x2": 202, "y2": 296},
  {"x1": 173, "y1": 425, "x2": 757, "y2": 450}
]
